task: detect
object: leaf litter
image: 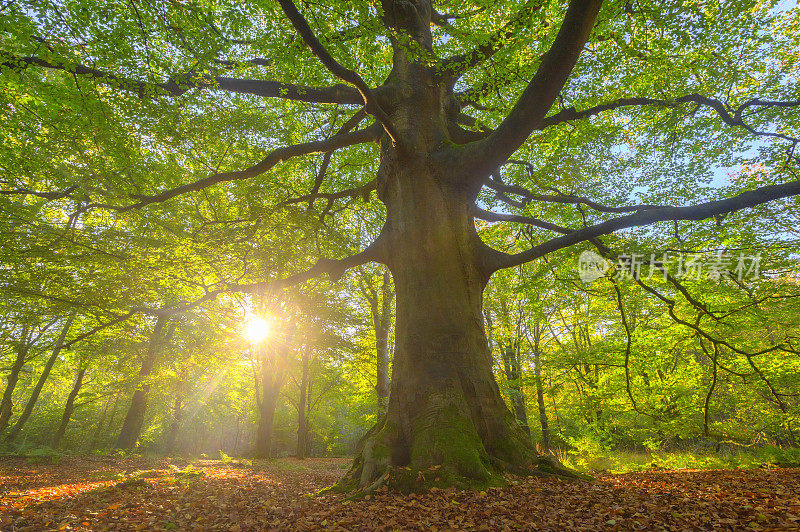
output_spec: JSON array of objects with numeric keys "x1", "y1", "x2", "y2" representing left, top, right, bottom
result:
[{"x1": 1, "y1": 456, "x2": 798, "y2": 530}]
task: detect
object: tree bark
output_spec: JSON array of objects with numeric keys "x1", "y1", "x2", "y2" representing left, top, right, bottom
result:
[
  {"x1": 116, "y1": 315, "x2": 169, "y2": 449},
  {"x1": 52, "y1": 366, "x2": 86, "y2": 448},
  {"x1": 0, "y1": 325, "x2": 31, "y2": 435},
  {"x1": 255, "y1": 380, "x2": 279, "y2": 458},
  {"x1": 6, "y1": 310, "x2": 76, "y2": 442}
]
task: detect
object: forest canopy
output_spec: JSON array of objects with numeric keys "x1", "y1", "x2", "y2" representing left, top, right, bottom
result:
[{"x1": 1, "y1": 0, "x2": 799, "y2": 494}]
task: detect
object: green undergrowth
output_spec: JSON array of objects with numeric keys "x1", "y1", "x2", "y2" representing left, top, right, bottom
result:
[
  {"x1": 559, "y1": 445, "x2": 800, "y2": 474},
  {"x1": 0, "y1": 444, "x2": 66, "y2": 464}
]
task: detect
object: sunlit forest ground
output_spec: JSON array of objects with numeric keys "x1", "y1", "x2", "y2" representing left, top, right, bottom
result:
[{"x1": 2, "y1": 453, "x2": 799, "y2": 531}]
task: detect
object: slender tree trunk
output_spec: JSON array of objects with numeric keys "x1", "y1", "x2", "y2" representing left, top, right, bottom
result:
[
  {"x1": 255, "y1": 384, "x2": 279, "y2": 458},
  {"x1": 531, "y1": 327, "x2": 550, "y2": 451},
  {"x1": 375, "y1": 269, "x2": 393, "y2": 415},
  {"x1": 296, "y1": 348, "x2": 310, "y2": 459},
  {"x1": 164, "y1": 394, "x2": 183, "y2": 454},
  {"x1": 254, "y1": 339, "x2": 289, "y2": 458},
  {"x1": 116, "y1": 315, "x2": 168, "y2": 449},
  {"x1": 52, "y1": 366, "x2": 86, "y2": 448},
  {"x1": 359, "y1": 267, "x2": 394, "y2": 415},
  {"x1": 88, "y1": 394, "x2": 114, "y2": 450},
  {"x1": 0, "y1": 325, "x2": 31, "y2": 435},
  {"x1": 233, "y1": 417, "x2": 241, "y2": 454},
  {"x1": 305, "y1": 379, "x2": 313, "y2": 457},
  {"x1": 501, "y1": 342, "x2": 531, "y2": 436},
  {"x1": 6, "y1": 311, "x2": 76, "y2": 442}
]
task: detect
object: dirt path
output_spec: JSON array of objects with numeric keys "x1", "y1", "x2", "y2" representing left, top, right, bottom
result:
[{"x1": 1, "y1": 456, "x2": 798, "y2": 530}]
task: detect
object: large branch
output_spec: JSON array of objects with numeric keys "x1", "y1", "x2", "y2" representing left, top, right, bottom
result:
[
  {"x1": 438, "y1": 0, "x2": 547, "y2": 82},
  {"x1": 275, "y1": 0, "x2": 403, "y2": 146},
  {"x1": 0, "y1": 185, "x2": 76, "y2": 201},
  {"x1": 485, "y1": 173, "x2": 663, "y2": 213},
  {"x1": 232, "y1": 237, "x2": 387, "y2": 293},
  {"x1": 460, "y1": 0, "x2": 603, "y2": 178},
  {"x1": 24, "y1": 237, "x2": 386, "y2": 351},
  {"x1": 90, "y1": 123, "x2": 381, "y2": 212},
  {"x1": 278, "y1": 180, "x2": 376, "y2": 209},
  {"x1": 537, "y1": 94, "x2": 800, "y2": 144},
  {"x1": 473, "y1": 206, "x2": 572, "y2": 234},
  {"x1": 308, "y1": 110, "x2": 366, "y2": 203},
  {"x1": 488, "y1": 180, "x2": 800, "y2": 272},
  {"x1": 1, "y1": 54, "x2": 361, "y2": 104}
]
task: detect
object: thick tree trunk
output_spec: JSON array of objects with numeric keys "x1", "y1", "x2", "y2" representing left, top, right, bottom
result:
[
  {"x1": 331, "y1": 0, "x2": 594, "y2": 490},
  {"x1": 0, "y1": 326, "x2": 31, "y2": 435},
  {"x1": 116, "y1": 315, "x2": 168, "y2": 449},
  {"x1": 6, "y1": 311, "x2": 76, "y2": 442},
  {"x1": 52, "y1": 366, "x2": 86, "y2": 448},
  {"x1": 341, "y1": 164, "x2": 572, "y2": 492}
]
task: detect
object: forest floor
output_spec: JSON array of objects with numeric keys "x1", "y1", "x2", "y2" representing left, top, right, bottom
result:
[{"x1": 0, "y1": 455, "x2": 799, "y2": 531}]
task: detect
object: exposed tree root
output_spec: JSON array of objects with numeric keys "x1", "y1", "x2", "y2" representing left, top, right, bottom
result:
[{"x1": 333, "y1": 400, "x2": 591, "y2": 494}]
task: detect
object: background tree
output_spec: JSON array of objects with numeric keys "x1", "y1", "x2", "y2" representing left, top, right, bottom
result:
[{"x1": 356, "y1": 266, "x2": 394, "y2": 415}]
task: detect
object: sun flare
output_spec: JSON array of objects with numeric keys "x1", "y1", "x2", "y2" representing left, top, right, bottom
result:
[{"x1": 244, "y1": 316, "x2": 271, "y2": 344}]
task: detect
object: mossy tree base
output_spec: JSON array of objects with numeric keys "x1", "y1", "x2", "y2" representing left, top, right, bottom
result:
[{"x1": 334, "y1": 392, "x2": 587, "y2": 495}]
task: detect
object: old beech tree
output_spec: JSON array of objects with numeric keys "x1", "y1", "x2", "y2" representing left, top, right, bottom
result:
[{"x1": 2, "y1": 0, "x2": 799, "y2": 489}]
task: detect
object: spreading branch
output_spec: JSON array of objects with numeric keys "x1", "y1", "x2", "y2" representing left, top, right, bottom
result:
[
  {"x1": 275, "y1": 0, "x2": 403, "y2": 146},
  {"x1": 308, "y1": 110, "x2": 366, "y2": 204},
  {"x1": 473, "y1": 206, "x2": 571, "y2": 234},
  {"x1": 438, "y1": 0, "x2": 547, "y2": 81},
  {"x1": 485, "y1": 173, "x2": 663, "y2": 214},
  {"x1": 461, "y1": 0, "x2": 603, "y2": 178},
  {"x1": 537, "y1": 94, "x2": 800, "y2": 146},
  {"x1": 56, "y1": 238, "x2": 386, "y2": 349},
  {"x1": 278, "y1": 180, "x2": 376, "y2": 210},
  {"x1": 1, "y1": 53, "x2": 362, "y2": 104},
  {"x1": 0, "y1": 185, "x2": 76, "y2": 201},
  {"x1": 488, "y1": 179, "x2": 800, "y2": 271},
  {"x1": 232, "y1": 237, "x2": 386, "y2": 293},
  {"x1": 88, "y1": 124, "x2": 381, "y2": 212}
]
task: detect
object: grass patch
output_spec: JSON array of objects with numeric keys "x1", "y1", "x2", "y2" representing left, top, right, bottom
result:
[{"x1": 560, "y1": 445, "x2": 800, "y2": 473}]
